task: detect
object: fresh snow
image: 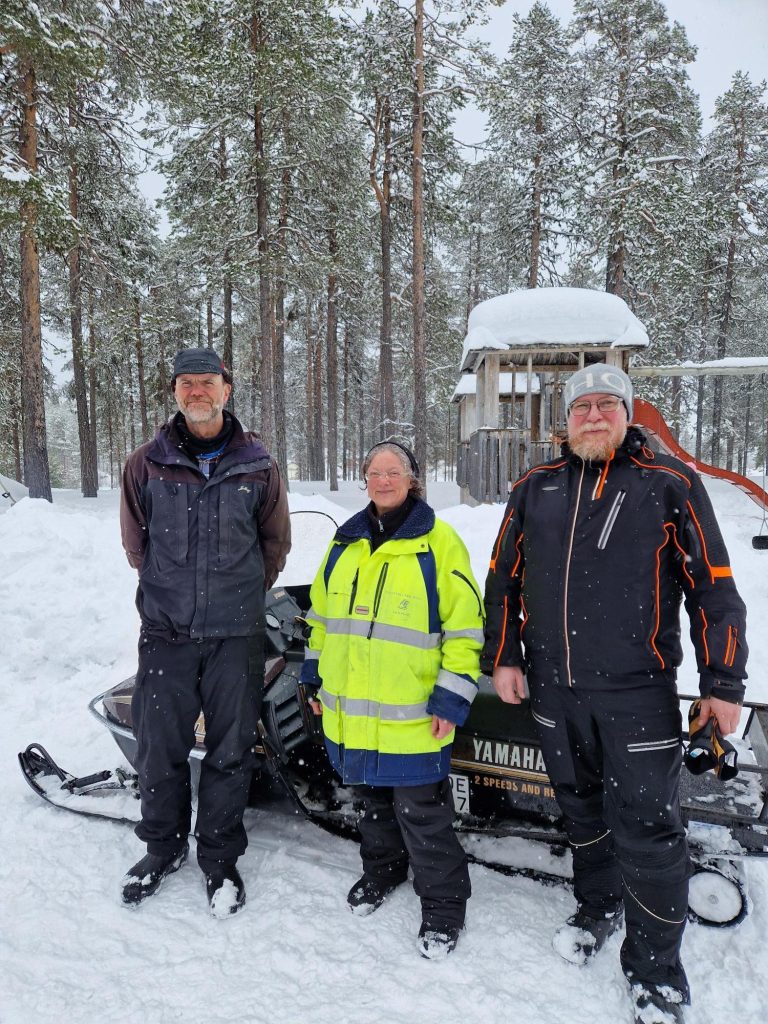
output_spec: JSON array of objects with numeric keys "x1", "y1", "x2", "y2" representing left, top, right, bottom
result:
[
  {"x1": 451, "y1": 371, "x2": 542, "y2": 401},
  {"x1": 1, "y1": 478, "x2": 766, "y2": 1024},
  {"x1": 461, "y1": 288, "x2": 650, "y2": 372}
]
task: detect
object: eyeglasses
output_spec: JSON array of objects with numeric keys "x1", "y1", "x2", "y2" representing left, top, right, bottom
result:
[
  {"x1": 568, "y1": 397, "x2": 623, "y2": 417},
  {"x1": 367, "y1": 470, "x2": 407, "y2": 481}
]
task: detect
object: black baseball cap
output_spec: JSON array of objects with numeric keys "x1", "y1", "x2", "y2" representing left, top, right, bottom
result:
[{"x1": 172, "y1": 347, "x2": 225, "y2": 378}]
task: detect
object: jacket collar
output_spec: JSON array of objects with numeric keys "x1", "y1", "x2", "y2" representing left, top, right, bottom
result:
[
  {"x1": 146, "y1": 414, "x2": 270, "y2": 469},
  {"x1": 335, "y1": 497, "x2": 435, "y2": 544}
]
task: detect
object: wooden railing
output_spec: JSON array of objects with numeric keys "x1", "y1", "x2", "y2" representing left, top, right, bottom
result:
[{"x1": 457, "y1": 429, "x2": 556, "y2": 504}]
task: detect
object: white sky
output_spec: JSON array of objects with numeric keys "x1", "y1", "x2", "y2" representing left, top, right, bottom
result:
[{"x1": 454, "y1": 0, "x2": 768, "y2": 145}]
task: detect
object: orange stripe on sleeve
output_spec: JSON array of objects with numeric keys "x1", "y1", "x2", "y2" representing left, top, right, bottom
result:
[
  {"x1": 489, "y1": 508, "x2": 515, "y2": 572},
  {"x1": 670, "y1": 525, "x2": 694, "y2": 588},
  {"x1": 711, "y1": 566, "x2": 733, "y2": 579},
  {"x1": 493, "y1": 596, "x2": 509, "y2": 669},
  {"x1": 700, "y1": 609, "x2": 710, "y2": 665}
]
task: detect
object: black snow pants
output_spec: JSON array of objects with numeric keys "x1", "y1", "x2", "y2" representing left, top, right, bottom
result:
[
  {"x1": 132, "y1": 630, "x2": 264, "y2": 872},
  {"x1": 528, "y1": 672, "x2": 691, "y2": 999},
  {"x1": 355, "y1": 779, "x2": 470, "y2": 929}
]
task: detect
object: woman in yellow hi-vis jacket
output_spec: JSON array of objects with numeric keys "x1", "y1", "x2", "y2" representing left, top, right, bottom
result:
[{"x1": 300, "y1": 441, "x2": 483, "y2": 959}]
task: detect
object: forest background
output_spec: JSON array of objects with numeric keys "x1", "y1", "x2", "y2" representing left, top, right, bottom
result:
[{"x1": 1, "y1": 0, "x2": 767, "y2": 500}]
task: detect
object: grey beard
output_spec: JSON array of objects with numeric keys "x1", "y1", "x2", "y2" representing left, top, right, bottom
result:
[{"x1": 181, "y1": 401, "x2": 223, "y2": 424}]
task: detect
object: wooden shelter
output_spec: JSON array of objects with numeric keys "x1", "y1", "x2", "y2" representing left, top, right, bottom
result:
[{"x1": 454, "y1": 288, "x2": 649, "y2": 504}]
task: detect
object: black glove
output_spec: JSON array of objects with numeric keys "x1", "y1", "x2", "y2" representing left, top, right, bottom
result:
[{"x1": 684, "y1": 699, "x2": 738, "y2": 781}]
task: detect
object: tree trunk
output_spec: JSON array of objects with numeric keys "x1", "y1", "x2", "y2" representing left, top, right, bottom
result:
[
  {"x1": 305, "y1": 302, "x2": 314, "y2": 482},
  {"x1": 528, "y1": 111, "x2": 543, "y2": 289},
  {"x1": 18, "y1": 60, "x2": 52, "y2": 500},
  {"x1": 342, "y1": 322, "x2": 350, "y2": 481},
  {"x1": 605, "y1": 44, "x2": 628, "y2": 297},
  {"x1": 371, "y1": 95, "x2": 395, "y2": 434},
  {"x1": 134, "y1": 294, "x2": 149, "y2": 442},
  {"x1": 412, "y1": 0, "x2": 427, "y2": 482},
  {"x1": 313, "y1": 310, "x2": 324, "y2": 481},
  {"x1": 206, "y1": 296, "x2": 213, "y2": 348},
  {"x1": 742, "y1": 377, "x2": 752, "y2": 476},
  {"x1": 87, "y1": 286, "x2": 98, "y2": 456},
  {"x1": 126, "y1": 340, "x2": 136, "y2": 452},
  {"x1": 250, "y1": 14, "x2": 274, "y2": 447},
  {"x1": 326, "y1": 218, "x2": 339, "y2": 491},
  {"x1": 68, "y1": 128, "x2": 98, "y2": 497},
  {"x1": 218, "y1": 136, "x2": 235, "y2": 414},
  {"x1": 273, "y1": 157, "x2": 291, "y2": 481}
]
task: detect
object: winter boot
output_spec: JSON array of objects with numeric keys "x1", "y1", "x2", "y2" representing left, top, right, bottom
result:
[
  {"x1": 552, "y1": 906, "x2": 624, "y2": 966},
  {"x1": 630, "y1": 982, "x2": 686, "y2": 1023},
  {"x1": 417, "y1": 922, "x2": 462, "y2": 960},
  {"x1": 346, "y1": 875, "x2": 404, "y2": 917},
  {"x1": 121, "y1": 843, "x2": 189, "y2": 906},
  {"x1": 205, "y1": 864, "x2": 246, "y2": 919}
]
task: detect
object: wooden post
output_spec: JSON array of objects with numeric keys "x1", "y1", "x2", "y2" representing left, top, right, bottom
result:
[{"x1": 481, "y1": 354, "x2": 500, "y2": 428}]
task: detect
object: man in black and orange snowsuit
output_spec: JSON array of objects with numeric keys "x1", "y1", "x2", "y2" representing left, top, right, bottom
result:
[{"x1": 482, "y1": 363, "x2": 747, "y2": 1024}]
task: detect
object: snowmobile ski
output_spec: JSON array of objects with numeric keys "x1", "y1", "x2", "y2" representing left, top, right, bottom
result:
[{"x1": 18, "y1": 743, "x2": 142, "y2": 825}]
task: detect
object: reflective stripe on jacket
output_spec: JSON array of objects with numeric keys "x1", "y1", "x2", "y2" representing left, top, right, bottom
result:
[{"x1": 300, "y1": 499, "x2": 483, "y2": 786}]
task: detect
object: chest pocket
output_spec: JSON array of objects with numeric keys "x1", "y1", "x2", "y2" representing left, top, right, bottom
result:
[
  {"x1": 218, "y1": 479, "x2": 260, "y2": 562},
  {"x1": 147, "y1": 481, "x2": 193, "y2": 568}
]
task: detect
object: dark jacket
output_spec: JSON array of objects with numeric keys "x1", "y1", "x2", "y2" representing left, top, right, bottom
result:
[
  {"x1": 481, "y1": 428, "x2": 747, "y2": 702},
  {"x1": 120, "y1": 415, "x2": 290, "y2": 640}
]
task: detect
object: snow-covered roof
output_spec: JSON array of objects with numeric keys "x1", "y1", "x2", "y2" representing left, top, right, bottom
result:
[
  {"x1": 461, "y1": 288, "x2": 649, "y2": 371},
  {"x1": 451, "y1": 372, "x2": 541, "y2": 402}
]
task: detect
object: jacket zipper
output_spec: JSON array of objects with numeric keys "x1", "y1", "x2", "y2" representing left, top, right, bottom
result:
[
  {"x1": 368, "y1": 562, "x2": 389, "y2": 638},
  {"x1": 563, "y1": 461, "x2": 585, "y2": 686},
  {"x1": 597, "y1": 490, "x2": 626, "y2": 550},
  {"x1": 451, "y1": 569, "x2": 484, "y2": 620},
  {"x1": 348, "y1": 569, "x2": 359, "y2": 615}
]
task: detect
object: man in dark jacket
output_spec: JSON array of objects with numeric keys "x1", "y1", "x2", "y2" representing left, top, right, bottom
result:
[
  {"x1": 119, "y1": 347, "x2": 290, "y2": 916},
  {"x1": 482, "y1": 363, "x2": 747, "y2": 1024}
]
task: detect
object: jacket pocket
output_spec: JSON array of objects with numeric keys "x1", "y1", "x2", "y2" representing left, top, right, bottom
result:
[
  {"x1": 147, "y1": 481, "x2": 190, "y2": 568},
  {"x1": 218, "y1": 479, "x2": 260, "y2": 563},
  {"x1": 597, "y1": 490, "x2": 626, "y2": 550}
]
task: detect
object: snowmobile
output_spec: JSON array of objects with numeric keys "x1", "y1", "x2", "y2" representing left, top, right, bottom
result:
[{"x1": 19, "y1": 582, "x2": 768, "y2": 928}]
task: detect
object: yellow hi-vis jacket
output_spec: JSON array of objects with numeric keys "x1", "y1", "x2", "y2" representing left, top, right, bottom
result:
[{"x1": 300, "y1": 499, "x2": 484, "y2": 786}]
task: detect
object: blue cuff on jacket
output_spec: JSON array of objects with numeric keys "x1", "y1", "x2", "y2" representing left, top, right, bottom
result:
[
  {"x1": 426, "y1": 685, "x2": 472, "y2": 727},
  {"x1": 300, "y1": 660, "x2": 321, "y2": 689}
]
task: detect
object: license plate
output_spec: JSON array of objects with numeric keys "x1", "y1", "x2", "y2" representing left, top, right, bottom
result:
[{"x1": 449, "y1": 773, "x2": 471, "y2": 814}]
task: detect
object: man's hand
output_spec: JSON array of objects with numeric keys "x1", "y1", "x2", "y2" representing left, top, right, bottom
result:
[
  {"x1": 697, "y1": 696, "x2": 741, "y2": 736},
  {"x1": 492, "y1": 666, "x2": 527, "y2": 704},
  {"x1": 431, "y1": 715, "x2": 456, "y2": 739},
  {"x1": 307, "y1": 696, "x2": 322, "y2": 716}
]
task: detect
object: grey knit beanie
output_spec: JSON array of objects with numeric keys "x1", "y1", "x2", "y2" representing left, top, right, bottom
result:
[{"x1": 563, "y1": 363, "x2": 633, "y2": 420}]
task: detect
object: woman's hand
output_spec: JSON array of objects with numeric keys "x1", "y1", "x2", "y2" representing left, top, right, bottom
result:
[{"x1": 431, "y1": 715, "x2": 455, "y2": 739}]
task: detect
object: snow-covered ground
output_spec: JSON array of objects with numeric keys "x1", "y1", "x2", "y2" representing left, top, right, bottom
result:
[{"x1": 1, "y1": 478, "x2": 766, "y2": 1024}]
